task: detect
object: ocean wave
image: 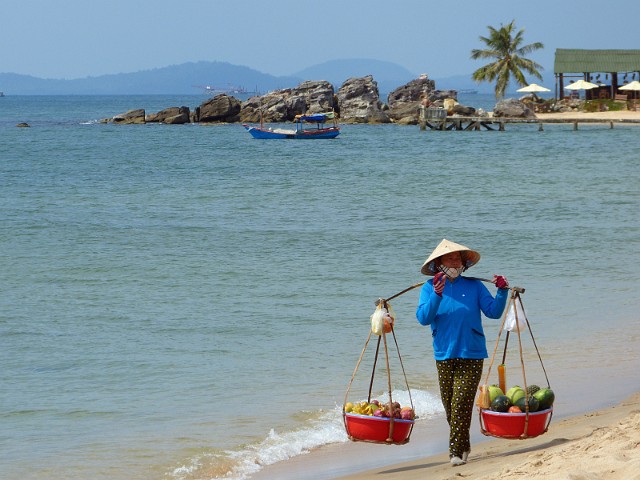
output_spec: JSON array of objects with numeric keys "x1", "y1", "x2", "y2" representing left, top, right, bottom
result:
[{"x1": 171, "y1": 388, "x2": 443, "y2": 480}]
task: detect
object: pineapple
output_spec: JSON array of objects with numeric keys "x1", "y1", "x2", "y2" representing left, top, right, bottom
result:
[{"x1": 526, "y1": 384, "x2": 541, "y2": 395}]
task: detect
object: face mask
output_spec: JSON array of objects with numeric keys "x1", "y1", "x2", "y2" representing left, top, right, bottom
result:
[{"x1": 440, "y1": 265, "x2": 464, "y2": 279}]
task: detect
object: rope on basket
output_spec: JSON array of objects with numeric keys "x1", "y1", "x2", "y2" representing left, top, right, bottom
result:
[
  {"x1": 343, "y1": 298, "x2": 414, "y2": 444},
  {"x1": 479, "y1": 289, "x2": 552, "y2": 439}
]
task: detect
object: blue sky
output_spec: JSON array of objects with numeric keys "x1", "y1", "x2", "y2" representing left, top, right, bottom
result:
[{"x1": 2, "y1": 0, "x2": 638, "y2": 83}]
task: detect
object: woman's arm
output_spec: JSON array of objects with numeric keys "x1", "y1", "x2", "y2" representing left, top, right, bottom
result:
[
  {"x1": 416, "y1": 281, "x2": 442, "y2": 325},
  {"x1": 479, "y1": 284, "x2": 509, "y2": 319}
]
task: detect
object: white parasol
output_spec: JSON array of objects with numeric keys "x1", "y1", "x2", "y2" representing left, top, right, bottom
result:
[
  {"x1": 564, "y1": 79, "x2": 599, "y2": 91},
  {"x1": 619, "y1": 80, "x2": 640, "y2": 104},
  {"x1": 619, "y1": 80, "x2": 640, "y2": 94},
  {"x1": 516, "y1": 83, "x2": 551, "y2": 93}
]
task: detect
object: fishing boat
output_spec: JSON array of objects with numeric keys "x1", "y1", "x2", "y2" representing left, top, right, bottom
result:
[{"x1": 243, "y1": 112, "x2": 340, "y2": 139}]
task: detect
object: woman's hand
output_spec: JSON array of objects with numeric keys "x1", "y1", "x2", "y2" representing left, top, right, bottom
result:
[
  {"x1": 433, "y1": 272, "x2": 446, "y2": 296},
  {"x1": 493, "y1": 275, "x2": 509, "y2": 289}
]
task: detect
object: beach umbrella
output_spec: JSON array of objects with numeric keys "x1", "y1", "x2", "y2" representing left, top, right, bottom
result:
[
  {"x1": 564, "y1": 79, "x2": 598, "y2": 91},
  {"x1": 516, "y1": 83, "x2": 551, "y2": 93},
  {"x1": 619, "y1": 80, "x2": 640, "y2": 105},
  {"x1": 619, "y1": 80, "x2": 640, "y2": 91},
  {"x1": 619, "y1": 80, "x2": 640, "y2": 97}
]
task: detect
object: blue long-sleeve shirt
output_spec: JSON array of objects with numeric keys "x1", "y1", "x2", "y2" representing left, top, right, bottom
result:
[{"x1": 416, "y1": 277, "x2": 508, "y2": 361}]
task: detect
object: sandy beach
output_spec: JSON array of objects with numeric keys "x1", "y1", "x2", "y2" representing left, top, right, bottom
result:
[
  {"x1": 535, "y1": 109, "x2": 640, "y2": 122},
  {"x1": 337, "y1": 392, "x2": 640, "y2": 480}
]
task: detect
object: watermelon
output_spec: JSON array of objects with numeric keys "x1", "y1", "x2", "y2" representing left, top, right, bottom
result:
[
  {"x1": 515, "y1": 395, "x2": 540, "y2": 412},
  {"x1": 533, "y1": 388, "x2": 555, "y2": 410},
  {"x1": 490, "y1": 395, "x2": 511, "y2": 412}
]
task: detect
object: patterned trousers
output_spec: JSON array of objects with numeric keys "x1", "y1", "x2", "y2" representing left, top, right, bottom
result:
[{"x1": 436, "y1": 358, "x2": 484, "y2": 458}]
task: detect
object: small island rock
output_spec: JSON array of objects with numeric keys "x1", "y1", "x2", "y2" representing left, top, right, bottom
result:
[
  {"x1": 112, "y1": 109, "x2": 146, "y2": 124},
  {"x1": 147, "y1": 106, "x2": 190, "y2": 124}
]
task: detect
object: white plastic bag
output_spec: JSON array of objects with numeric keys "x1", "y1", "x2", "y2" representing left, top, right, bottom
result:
[
  {"x1": 504, "y1": 298, "x2": 527, "y2": 332},
  {"x1": 370, "y1": 303, "x2": 396, "y2": 336},
  {"x1": 370, "y1": 304, "x2": 385, "y2": 336}
]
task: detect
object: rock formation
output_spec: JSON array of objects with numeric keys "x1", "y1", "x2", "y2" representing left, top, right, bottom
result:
[
  {"x1": 239, "y1": 80, "x2": 336, "y2": 123},
  {"x1": 112, "y1": 109, "x2": 146, "y2": 124},
  {"x1": 104, "y1": 75, "x2": 500, "y2": 126},
  {"x1": 386, "y1": 76, "x2": 435, "y2": 125},
  {"x1": 492, "y1": 98, "x2": 536, "y2": 118},
  {"x1": 146, "y1": 106, "x2": 191, "y2": 124},
  {"x1": 194, "y1": 94, "x2": 242, "y2": 123},
  {"x1": 336, "y1": 75, "x2": 390, "y2": 123}
]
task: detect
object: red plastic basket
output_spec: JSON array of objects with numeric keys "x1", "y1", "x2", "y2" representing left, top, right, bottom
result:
[
  {"x1": 479, "y1": 408, "x2": 553, "y2": 439},
  {"x1": 344, "y1": 413, "x2": 414, "y2": 444}
]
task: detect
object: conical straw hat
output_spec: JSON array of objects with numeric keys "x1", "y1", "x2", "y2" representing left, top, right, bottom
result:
[{"x1": 420, "y1": 239, "x2": 481, "y2": 275}]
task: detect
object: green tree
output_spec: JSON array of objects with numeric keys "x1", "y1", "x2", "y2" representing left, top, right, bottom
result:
[{"x1": 471, "y1": 20, "x2": 544, "y2": 99}]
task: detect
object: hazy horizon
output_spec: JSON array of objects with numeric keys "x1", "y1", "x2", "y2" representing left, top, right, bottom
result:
[{"x1": 3, "y1": 1, "x2": 639, "y2": 82}]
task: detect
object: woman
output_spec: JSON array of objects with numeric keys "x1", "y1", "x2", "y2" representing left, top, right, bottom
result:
[{"x1": 416, "y1": 239, "x2": 509, "y2": 466}]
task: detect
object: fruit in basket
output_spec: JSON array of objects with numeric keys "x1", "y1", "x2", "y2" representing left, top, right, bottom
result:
[
  {"x1": 352, "y1": 401, "x2": 373, "y2": 415},
  {"x1": 515, "y1": 395, "x2": 540, "y2": 412},
  {"x1": 400, "y1": 407, "x2": 415, "y2": 420},
  {"x1": 346, "y1": 400, "x2": 415, "y2": 419},
  {"x1": 383, "y1": 313, "x2": 394, "y2": 333},
  {"x1": 488, "y1": 385, "x2": 504, "y2": 403},
  {"x1": 533, "y1": 388, "x2": 555, "y2": 410},
  {"x1": 526, "y1": 384, "x2": 541, "y2": 395},
  {"x1": 490, "y1": 395, "x2": 511, "y2": 412},
  {"x1": 508, "y1": 406, "x2": 522, "y2": 413},
  {"x1": 506, "y1": 386, "x2": 525, "y2": 404}
]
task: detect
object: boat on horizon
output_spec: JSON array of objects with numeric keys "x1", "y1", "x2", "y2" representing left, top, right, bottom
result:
[
  {"x1": 243, "y1": 112, "x2": 340, "y2": 139},
  {"x1": 458, "y1": 89, "x2": 478, "y2": 94},
  {"x1": 193, "y1": 84, "x2": 259, "y2": 96}
]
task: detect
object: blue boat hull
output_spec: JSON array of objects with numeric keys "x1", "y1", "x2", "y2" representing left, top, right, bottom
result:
[{"x1": 243, "y1": 124, "x2": 340, "y2": 139}]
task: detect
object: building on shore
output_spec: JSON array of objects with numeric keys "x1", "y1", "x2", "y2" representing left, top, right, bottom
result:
[{"x1": 554, "y1": 49, "x2": 640, "y2": 101}]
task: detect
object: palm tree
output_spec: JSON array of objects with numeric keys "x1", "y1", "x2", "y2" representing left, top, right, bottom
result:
[{"x1": 471, "y1": 20, "x2": 544, "y2": 99}]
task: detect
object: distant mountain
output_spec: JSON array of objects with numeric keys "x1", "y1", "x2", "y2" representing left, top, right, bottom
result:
[
  {"x1": 1, "y1": 59, "x2": 543, "y2": 97},
  {"x1": 293, "y1": 58, "x2": 417, "y2": 96},
  {"x1": 0, "y1": 61, "x2": 303, "y2": 95}
]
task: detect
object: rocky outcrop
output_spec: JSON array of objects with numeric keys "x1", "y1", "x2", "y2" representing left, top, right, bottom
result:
[
  {"x1": 146, "y1": 106, "x2": 191, "y2": 124},
  {"x1": 194, "y1": 94, "x2": 242, "y2": 123},
  {"x1": 337, "y1": 75, "x2": 389, "y2": 124},
  {"x1": 384, "y1": 75, "x2": 479, "y2": 124},
  {"x1": 112, "y1": 109, "x2": 146, "y2": 124},
  {"x1": 386, "y1": 76, "x2": 436, "y2": 125},
  {"x1": 492, "y1": 98, "x2": 536, "y2": 118},
  {"x1": 451, "y1": 104, "x2": 476, "y2": 116},
  {"x1": 239, "y1": 80, "x2": 336, "y2": 123},
  {"x1": 100, "y1": 75, "x2": 505, "y2": 126}
]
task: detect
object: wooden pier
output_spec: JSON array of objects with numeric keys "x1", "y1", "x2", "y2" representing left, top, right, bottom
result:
[{"x1": 418, "y1": 107, "x2": 640, "y2": 131}]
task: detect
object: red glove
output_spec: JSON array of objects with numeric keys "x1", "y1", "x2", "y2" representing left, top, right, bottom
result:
[
  {"x1": 433, "y1": 272, "x2": 445, "y2": 297},
  {"x1": 494, "y1": 275, "x2": 509, "y2": 289}
]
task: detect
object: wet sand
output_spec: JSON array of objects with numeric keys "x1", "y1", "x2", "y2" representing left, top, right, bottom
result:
[{"x1": 337, "y1": 392, "x2": 640, "y2": 480}]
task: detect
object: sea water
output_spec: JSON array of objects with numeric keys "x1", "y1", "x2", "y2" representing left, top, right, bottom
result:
[{"x1": 1, "y1": 94, "x2": 639, "y2": 480}]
